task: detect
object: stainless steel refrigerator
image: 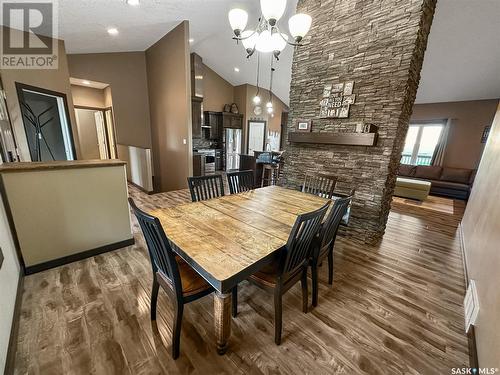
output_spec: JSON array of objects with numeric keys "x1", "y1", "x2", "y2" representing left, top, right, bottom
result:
[{"x1": 224, "y1": 128, "x2": 242, "y2": 171}]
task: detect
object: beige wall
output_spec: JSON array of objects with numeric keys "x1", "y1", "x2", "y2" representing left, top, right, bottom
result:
[
  {"x1": 411, "y1": 100, "x2": 499, "y2": 169},
  {"x1": 0, "y1": 28, "x2": 79, "y2": 161},
  {"x1": 146, "y1": 21, "x2": 192, "y2": 192},
  {"x1": 1, "y1": 164, "x2": 132, "y2": 267},
  {"x1": 461, "y1": 102, "x2": 500, "y2": 368},
  {"x1": 67, "y1": 52, "x2": 151, "y2": 149},
  {"x1": 71, "y1": 84, "x2": 105, "y2": 108},
  {"x1": 203, "y1": 64, "x2": 234, "y2": 112}
]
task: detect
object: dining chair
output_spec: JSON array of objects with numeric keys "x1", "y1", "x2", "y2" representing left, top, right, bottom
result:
[
  {"x1": 302, "y1": 173, "x2": 338, "y2": 199},
  {"x1": 237, "y1": 201, "x2": 330, "y2": 345},
  {"x1": 309, "y1": 195, "x2": 352, "y2": 307},
  {"x1": 128, "y1": 198, "x2": 214, "y2": 359},
  {"x1": 227, "y1": 170, "x2": 254, "y2": 194},
  {"x1": 187, "y1": 174, "x2": 225, "y2": 202}
]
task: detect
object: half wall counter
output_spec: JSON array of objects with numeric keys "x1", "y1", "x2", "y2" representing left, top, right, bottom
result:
[{"x1": 0, "y1": 160, "x2": 133, "y2": 274}]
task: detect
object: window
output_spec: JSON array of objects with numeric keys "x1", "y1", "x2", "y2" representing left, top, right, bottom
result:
[{"x1": 401, "y1": 122, "x2": 444, "y2": 165}]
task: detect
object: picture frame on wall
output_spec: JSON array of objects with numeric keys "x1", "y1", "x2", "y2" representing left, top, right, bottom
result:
[{"x1": 296, "y1": 119, "x2": 312, "y2": 132}]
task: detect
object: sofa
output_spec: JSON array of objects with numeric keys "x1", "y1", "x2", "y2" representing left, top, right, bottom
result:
[{"x1": 397, "y1": 164, "x2": 476, "y2": 200}]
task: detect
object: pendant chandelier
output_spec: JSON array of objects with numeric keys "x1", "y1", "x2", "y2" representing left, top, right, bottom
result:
[{"x1": 228, "y1": 0, "x2": 312, "y2": 60}]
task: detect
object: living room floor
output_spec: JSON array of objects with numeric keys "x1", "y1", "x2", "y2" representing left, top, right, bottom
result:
[{"x1": 10, "y1": 188, "x2": 469, "y2": 374}]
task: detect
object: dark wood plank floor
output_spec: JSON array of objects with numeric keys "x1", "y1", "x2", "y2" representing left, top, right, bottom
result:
[{"x1": 11, "y1": 187, "x2": 469, "y2": 374}]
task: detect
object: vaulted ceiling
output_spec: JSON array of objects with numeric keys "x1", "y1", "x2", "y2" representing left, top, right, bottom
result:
[{"x1": 33, "y1": 0, "x2": 500, "y2": 105}]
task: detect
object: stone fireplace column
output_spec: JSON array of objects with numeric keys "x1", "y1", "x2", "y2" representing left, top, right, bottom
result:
[{"x1": 283, "y1": 0, "x2": 437, "y2": 243}]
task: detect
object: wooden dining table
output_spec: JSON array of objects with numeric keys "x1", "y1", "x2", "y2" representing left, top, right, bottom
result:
[{"x1": 152, "y1": 185, "x2": 331, "y2": 354}]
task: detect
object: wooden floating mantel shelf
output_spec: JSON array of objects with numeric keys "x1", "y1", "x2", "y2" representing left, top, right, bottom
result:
[{"x1": 288, "y1": 132, "x2": 378, "y2": 147}]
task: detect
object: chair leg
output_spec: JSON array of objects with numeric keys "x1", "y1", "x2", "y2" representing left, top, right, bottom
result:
[
  {"x1": 150, "y1": 277, "x2": 160, "y2": 321},
  {"x1": 328, "y1": 248, "x2": 334, "y2": 285},
  {"x1": 172, "y1": 303, "x2": 183, "y2": 359},
  {"x1": 301, "y1": 267, "x2": 308, "y2": 313},
  {"x1": 232, "y1": 285, "x2": 238, "y2": 317},
  {"x1": 311, "y1": 263, "x2": 319, "y2": 307},
  {"x1": 274, "y1": 288, "x2": 283, "y2": 345}
]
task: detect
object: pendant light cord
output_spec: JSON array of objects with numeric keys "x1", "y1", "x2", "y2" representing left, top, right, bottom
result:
[
  {"x1": 255, "y1": 52, "x2": 260, "y2": 97},
  {"x1": 269, "y1": 57, "x2": 275, "y2": 104}
]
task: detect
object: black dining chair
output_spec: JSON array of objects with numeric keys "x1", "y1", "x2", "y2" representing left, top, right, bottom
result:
[
  {"x1": 309, "y1": 195, "x2": 352, "y2": 307},
  {"x1": 302, "y1": 173, "x2": 338, "y2": 199},
  {"x1": 128, "y1": 198, "x2": 214, "y2": 359},
  {"x1": 187, "y1": 174, "x2": 225, "y2": 202},
  {"x1": 227, "y1": 170, "x2": 254, "y2": 194},
  {"x1": 235, "y1": 201, "x2": 330, "y2": 345}
]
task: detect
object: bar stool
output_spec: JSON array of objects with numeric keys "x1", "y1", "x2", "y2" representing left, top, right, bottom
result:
[{"x1": 261, "y1": 163, "x2": 280, "y2": 187}]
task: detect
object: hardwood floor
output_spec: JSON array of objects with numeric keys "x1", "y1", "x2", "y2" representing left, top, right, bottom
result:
[{"x1": 11, "y1": 187, "x2": 469, "y2": 374}]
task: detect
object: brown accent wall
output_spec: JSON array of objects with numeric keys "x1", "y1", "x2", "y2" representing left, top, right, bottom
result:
[
  {"x1": 67, "y1": 52, "x2": 151, "y2": 149},
  {"x1": 71, "y1": 84, "x2": 105, "y2": 108},
  {"x1": 203, "y1": 64, "x2": 233, "y2": 112},
  {"x1": 146, "y1": 21, "x2": 192, "y2": 192},
  {"x1": 411, "y1": 100, "x2": 499, "y2": 169},
  {"x1": 0, "y1": 27, "x2": 79, "y2": 161},
  {"x1": 462, "y1": 102, "x2": 500, "y2": 368},
  {"x1": 283, "y1": 0, "x2": 436, "y2": 243}
]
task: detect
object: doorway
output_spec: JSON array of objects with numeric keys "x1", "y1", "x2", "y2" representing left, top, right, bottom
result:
[
  {"x1": 247, "y1": 120, "x2": 266, "y2": 155},
  {"x1": 0, "y1": 79, "x2": 18, "y2": 162},
  {"x1": 75, "y1": 107, "x2": 117, "y2": 160},
  {"x1": 16, "y1": 83, "x2": 76, "y2": 162}
]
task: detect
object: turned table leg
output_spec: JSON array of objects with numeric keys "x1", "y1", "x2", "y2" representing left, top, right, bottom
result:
[{"x1": 214, "y1": 291, "x2": 231, "y2": 355}]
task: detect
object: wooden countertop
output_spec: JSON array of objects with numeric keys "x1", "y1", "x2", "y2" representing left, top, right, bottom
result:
[{"x1": 0, "y1": 159, "x2": 127, "y2": 173}]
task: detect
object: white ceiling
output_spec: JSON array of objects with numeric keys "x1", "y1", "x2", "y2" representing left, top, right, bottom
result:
[
  {"x1": 70, "y1": 77, "x2": 108, "y2": 89},
  {"x1": 56, "y1": 0, "x2": 295, "y2": 105},
  {"x1": 7, "y1": 0, "x2": 500, "y2": 105},
  {"x1": 416, "y1": 0, "x2": 500, "y2": 104}
]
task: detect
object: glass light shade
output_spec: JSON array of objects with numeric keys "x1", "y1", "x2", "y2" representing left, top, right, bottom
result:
[
  {"x1": 253, "y1": 95, "x2": 261, "y2": 104},
  {"x1": 266, "y1": 101, "x2": 273, "y2": 108},
  {"x1": 255, "y1": 30, "x2": 274, "y2": 53},
  {"x1": 260, "y1": 0, "x2": 287, "y2": 22},
  {"x1": 228, "y1": 8, "x2": 248, "y2": 32},
  {"x1": 241, "y1": 30, "x2": 258, "y2": 50},
  {"x1": 288, "y1": 13, "x2": 312, "y2": 39},
  {"x1": 267, "y1": 106, "x2": 274, "y2": 114},
  {"x1": 271, "y1": 32, "x2": 288, "y2": 51}
]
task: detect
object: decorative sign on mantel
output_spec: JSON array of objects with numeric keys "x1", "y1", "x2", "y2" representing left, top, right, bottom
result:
[{"x1": 319, "y1": 81, "x2": 356, "y2": 119}]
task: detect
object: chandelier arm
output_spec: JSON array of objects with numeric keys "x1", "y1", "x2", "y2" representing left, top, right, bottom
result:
[
  {"x1": 232, "y1": 16, "x2": 266, "y2": 41},
  {"x1": 273, "y1": 24, "x2": 303, "y2": 47}
]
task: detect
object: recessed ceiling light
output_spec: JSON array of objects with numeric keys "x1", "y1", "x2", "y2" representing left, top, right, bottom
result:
[
  {"x1": 82, "y1": 80, "x2": 91, "y2": 85},
  {"x1": 189, "y1": 38, "x2": 194, "y2": 43},
  {"x1": 234, "y1": 67, "x2": 240, "y2": 72},
  {"x1": 107, "y1": 28, "x2": 119, "y2": 36},
  {"x1": 126, "y1": 0, "x2": 140, "y2": 5}
]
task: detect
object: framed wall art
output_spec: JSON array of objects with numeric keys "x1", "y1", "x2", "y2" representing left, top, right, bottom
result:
[{"x1": 296, "y1": 119, "x2": 312, "y2": 132}]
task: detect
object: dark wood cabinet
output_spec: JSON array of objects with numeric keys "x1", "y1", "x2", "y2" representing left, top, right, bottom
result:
[
  {"x1": 222, "y1": 112, "x2": 243, "y2": 129},
  {"x1": 204, "y1": 111, "x2": 223, "y2": 140},
  {"x1": 192, "y1": 97, "x2": 203, "y2": 139}
]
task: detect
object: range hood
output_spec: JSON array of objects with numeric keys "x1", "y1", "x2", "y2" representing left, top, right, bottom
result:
[{"x1": 190, "y1": 53, "x2": 204, "y2": 99}]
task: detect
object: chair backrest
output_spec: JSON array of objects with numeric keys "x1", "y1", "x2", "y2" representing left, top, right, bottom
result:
[
  {"x1": 227, "y1": 170, "x2": 254, "y2": 194},
  {"x1": 128, "y1": 198, "x2": 182, "y2": 295},
  {"x1": 319, "y1": 195, "x2": 352, "y2": 253},
  {"x1": 187, "y1": 174, "x2": 225, "y2": 202},
  {"x1": 282, "y1": 202, "x2": 330, "y2": 275},
  {"x1": 302, "y1": 173, "x2": 337, "y2": 199}
]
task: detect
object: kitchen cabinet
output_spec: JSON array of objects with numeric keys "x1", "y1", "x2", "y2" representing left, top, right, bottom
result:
[
  {"x1": 204, "y1": 111, "x2": 223, "y2": 140},
  {"x1": 222, "y1": 112, "x2": 243, "y2": 129},
  {"x1": 192, "y1": 97, "x2": 203, "y2": 139}
]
